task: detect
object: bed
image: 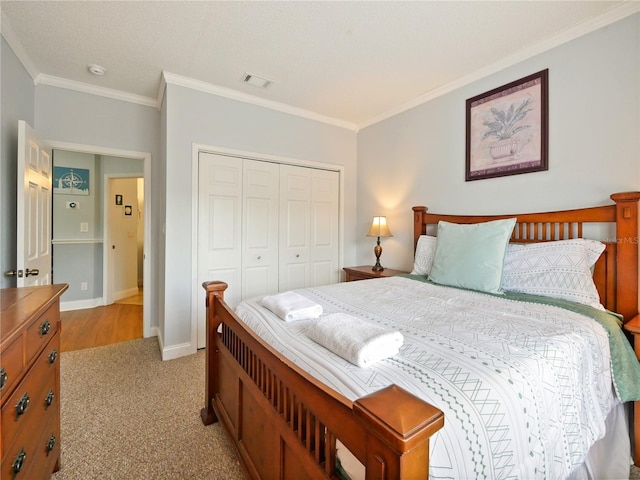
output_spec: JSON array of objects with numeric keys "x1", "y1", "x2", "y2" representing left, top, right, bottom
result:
[{"x1": 201, "y1": 191, "x2": 640, "y2": 480}]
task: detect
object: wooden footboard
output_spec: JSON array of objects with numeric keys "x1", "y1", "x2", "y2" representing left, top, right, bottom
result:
[{"x1": 201, "y1": 281, "x2": 444, "y2": 479}]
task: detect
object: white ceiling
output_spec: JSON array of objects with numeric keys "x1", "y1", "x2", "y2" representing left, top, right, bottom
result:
[{"x1": 1, "y1": 1, "x2": 637, "y2": 130}]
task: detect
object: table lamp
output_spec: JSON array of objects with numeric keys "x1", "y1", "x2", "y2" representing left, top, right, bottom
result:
[{"x1": 366, "y1": 216, "x2": 393, "y2": 272}]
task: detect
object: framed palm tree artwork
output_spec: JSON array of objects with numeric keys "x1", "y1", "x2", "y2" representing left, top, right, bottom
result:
[{"x1": 466, "y1": 69, "x2": 548, "y2": 181}]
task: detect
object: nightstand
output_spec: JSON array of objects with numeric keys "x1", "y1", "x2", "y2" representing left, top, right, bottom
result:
[{"x1": 343, "y1": 265, "x2": 409, "y2": 282}]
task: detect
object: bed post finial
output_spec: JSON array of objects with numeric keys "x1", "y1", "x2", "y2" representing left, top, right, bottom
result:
[
  {"x1": 413, "y1": 206, "x2": 428, "y2": 252},
  {"x1": 610, "y1": 192, "x2": 640, "y2": 322}
]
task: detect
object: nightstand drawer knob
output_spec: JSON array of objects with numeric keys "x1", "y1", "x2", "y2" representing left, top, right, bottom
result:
[
  {"x1": 0, "y1": 366, "x2": 7, "y2": 390},
  {"x1": 49, "y1": 349, "x2": 58, "y2": 364}
]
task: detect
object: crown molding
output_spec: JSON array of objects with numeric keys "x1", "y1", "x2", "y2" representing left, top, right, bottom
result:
[
  {"x1": 1, "y1": 12, "x2": 40, "y2": 83},
  {"x1": 37, "y1": 74, "x2": 158, "y2": 108},
  {"x1": 358, "y1": 2, "x2": 640, "y2": 130},
  {"x1": 162, "y1": 71, "x2": 358, "y2": 132}
]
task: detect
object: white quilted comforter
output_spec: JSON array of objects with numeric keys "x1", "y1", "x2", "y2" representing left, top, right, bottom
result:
[{"x1": 234, "y1": 276, "x2": 617, "y2": 480}]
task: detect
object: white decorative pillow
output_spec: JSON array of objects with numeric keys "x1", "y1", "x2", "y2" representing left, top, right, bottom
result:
[
  {"x1": 410, "y1": 235, "x2": 437, "y2": 276},
  {"x1": 501, "y1": 238, "x2": 606, "y2": 309}
]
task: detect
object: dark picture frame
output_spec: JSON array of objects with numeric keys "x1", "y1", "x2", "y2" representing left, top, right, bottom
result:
[
  {"x1": 115, "y1": 194, "x2": 123, "y2": 205},
  {"x1": 124, "y1": 205, "x2": 132, "y2": 216},
  {"x1": 466, "y1": 69, "x2": 548, "y2": 181}
]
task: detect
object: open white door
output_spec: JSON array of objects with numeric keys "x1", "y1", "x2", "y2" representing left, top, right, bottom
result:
[{"x1": 16, "y1": 120, "x2": 52, "y2": 287}]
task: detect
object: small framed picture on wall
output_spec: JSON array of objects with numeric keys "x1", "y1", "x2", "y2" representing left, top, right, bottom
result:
[
  {"x1": 124, "y1": 205, "x2": 133, "y2": 216},
  {"x1": 115, "y1": 194, "x2": 123, "y2": 205}
]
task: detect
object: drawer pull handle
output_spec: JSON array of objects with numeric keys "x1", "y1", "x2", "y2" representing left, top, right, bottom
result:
[
  {"x1": 12, "y1": 448, "x2": 27, "y2": 474},
  {"x1": 40, "y1": 320, "x2": 51, "y2": 336},
  {"x1": 46, "y1": 434, "x2": 57, "y2": 455},
  {"x1": 49, "y1": 349, "x2": 58, "y2": 364},
  {"x1": 16, "y1": 392, "x2": 30, "y2": 417},
  {"x1": 0, "y1": 366, "x2": 7, "y2": 390},
  {"x1": 45, "y1": 389, "x2": 55, "y2": 407}
]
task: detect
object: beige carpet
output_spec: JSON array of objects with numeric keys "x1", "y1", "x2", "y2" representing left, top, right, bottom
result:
[
  {"x1": 52, "y1": 338, "x2": 245, "y2": 479},
  {"x1": 51, "y1": 337, "x2": 640, "y2": 480}
]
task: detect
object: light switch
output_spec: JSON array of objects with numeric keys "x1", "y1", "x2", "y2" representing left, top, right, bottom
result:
[{"x1": 80, "y1": 222, "x2": 89, "y2": 232}]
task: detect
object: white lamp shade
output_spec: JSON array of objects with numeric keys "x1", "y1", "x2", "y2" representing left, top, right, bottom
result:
[{"x1": 366, "y1": 216, "x2": 393, "y2": 237}]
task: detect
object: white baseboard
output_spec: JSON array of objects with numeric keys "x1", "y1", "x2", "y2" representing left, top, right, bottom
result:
[
  {"x1": 161, "y1": 340, "x2": 197, "y2": 361},
  {"x1": 60, "y1": 297, "x2": 105, "y2": 311},
  {"x1": 145, "y1": 325, "x2": 158, "y2": 339},
  {"x1": 114, "y1": 287, "x2": 140, "y2": 301}
]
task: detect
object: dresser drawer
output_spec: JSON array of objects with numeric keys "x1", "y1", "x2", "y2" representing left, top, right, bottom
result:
[
  {"x1": 25, "y1": 303, "x2": 59, "y2": 364},
  {"x1": 1, "y1": 406, "x2": 59, "y2": 480},
  {"x1": 1, "y1": 333, "x2": 59, "y2": 458},
  {"x1": 0, "y1": 336, "x2": 24, "y2": 403}
]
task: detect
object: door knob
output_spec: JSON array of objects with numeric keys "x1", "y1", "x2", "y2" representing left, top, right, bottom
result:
[{"x1": 25, "y1": 268, "x2": 40, "y2": 277}]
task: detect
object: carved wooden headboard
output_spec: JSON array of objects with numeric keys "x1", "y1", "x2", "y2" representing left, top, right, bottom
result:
[{"x1": 412, "y1": 192, "x2": 640, "y2": 322}]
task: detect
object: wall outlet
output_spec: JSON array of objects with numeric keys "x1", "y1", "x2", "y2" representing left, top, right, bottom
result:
[
  {"x1": 80, "y1": 222, "x2": 89, "y2": 232},
  {"x1": 80, "y1": 282, "x2": 88, "y2": 291}
]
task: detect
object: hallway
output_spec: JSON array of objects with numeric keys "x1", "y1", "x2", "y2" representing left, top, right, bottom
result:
[{"x1": 60, "y1": 290, "x2": 143, "y2": 352}]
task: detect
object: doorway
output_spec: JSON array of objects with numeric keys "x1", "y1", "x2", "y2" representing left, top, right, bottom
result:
[
  {"x1": 50, "y1": 142, "x2": 152, "y2": 340},
  {"x1": 105, "y1": 176, "x2": 144, "y2": 306}
]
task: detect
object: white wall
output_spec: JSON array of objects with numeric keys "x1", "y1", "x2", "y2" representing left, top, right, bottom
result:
[
  {"x1": 162, "y1": 84, "x2": 357, "y2": 357},
  {"x1": 356, "y1": 14, "x2": 640, "y2": 272},
  {"x1": 109, "y1": 177, "x2": 140, "y2": 300}
]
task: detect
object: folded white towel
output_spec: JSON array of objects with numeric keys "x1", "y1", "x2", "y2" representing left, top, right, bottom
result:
[
  {"x1": 306, "y1": 313, "x2": 404, "y2": 368},
  {"x1": 261, "y1": 291, "x2": 323, "y2": 322}
]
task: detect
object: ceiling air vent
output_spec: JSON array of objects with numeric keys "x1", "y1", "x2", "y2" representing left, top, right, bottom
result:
[{"x1": 241, "y1": 73, "x2": 273, "y2": 89}]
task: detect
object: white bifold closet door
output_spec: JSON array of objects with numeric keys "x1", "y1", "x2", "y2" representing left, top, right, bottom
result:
[
  {"x1": 242, "y1": 159, "x2": 280, "y2": 299},
  {"x1": 279, "y1": 164, "x2": 339, "y2": 291},
  {"x1": 197, "y1": 152, "x2": 339, "y2": 348}
]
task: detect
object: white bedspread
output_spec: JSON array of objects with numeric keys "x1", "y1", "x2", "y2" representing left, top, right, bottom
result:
[{"x1": 234, "y1": 276, "x2": 616, "y2": 480}]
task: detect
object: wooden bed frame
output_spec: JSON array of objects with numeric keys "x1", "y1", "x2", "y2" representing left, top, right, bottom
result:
[{"x1": 201, "y1": 191, "x2": 640, "y2": 478}]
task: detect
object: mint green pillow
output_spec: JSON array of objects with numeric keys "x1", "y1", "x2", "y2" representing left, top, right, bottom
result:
[{"x1": 428, "y1": 218, "x2": 517, "y2": 294}]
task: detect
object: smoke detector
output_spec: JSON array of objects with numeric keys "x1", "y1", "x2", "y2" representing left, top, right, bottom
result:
[
  {"x1": 241, "y1": 73, "x2": 273, "y2": 89},
  {"x1": 88, "y1": 64, "x2": 106, "y2": 76}
]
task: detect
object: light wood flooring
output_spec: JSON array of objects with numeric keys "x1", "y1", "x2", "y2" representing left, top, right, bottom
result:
[{"x1": 60, "y1": 291, "x2": 143, "y2": 352}]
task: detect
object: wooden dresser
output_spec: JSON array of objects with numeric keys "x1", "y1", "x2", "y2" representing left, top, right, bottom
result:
[{"x1": 1, "y1": 284, "x2": 68, "y2": 479}]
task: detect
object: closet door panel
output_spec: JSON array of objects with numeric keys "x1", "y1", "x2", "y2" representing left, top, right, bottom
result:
[
  {"x1": 310, "y1": 170, "x2": 340, "y2": 287},
  {"x1": 279, "y1": 166, "x2": 310, "y2": 291},
  {"x1": 243, "y1": 160, "x2": 279, "y2": 300},
  {"x1": 197, "y1": 153, "x2": 242, "y2": 348}
]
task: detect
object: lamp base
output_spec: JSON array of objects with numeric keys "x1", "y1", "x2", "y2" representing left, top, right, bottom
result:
[{"x1": 371, "y1": 240, "x2": 384, "y2": 271}]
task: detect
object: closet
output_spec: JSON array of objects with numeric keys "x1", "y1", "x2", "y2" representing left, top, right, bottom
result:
[{"x1": 197, "y1": 152, "x2": 340, "y2": 348}]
